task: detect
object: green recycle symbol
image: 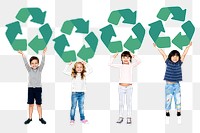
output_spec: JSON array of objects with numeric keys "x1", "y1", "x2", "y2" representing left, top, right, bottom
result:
[
  {"x1": 149, "y1": 6, "x2": 195, "y2": 50},
  {"x1": 100, "y1": 9, "x2": 145, "y2": 53},
  {"x1": 53, "y1": 18, "x2": 98, "y2": 62},
  {"x1": 5, "y1": 8, "x2": 52, "y2": 53}
]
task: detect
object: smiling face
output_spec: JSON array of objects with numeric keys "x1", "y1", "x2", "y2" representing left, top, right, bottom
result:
[
  {"x1": 168, "y1": 50, "x2": 181, "y2": 63},
  {"x1": 121, "y1": 56, "x2": 131, "y2": 64},
  {"x1": 30, "y1": 59, "x2": 39, "y2": 69},
  {"x1": 75, "y1": 63, "x2": 84, "y2": 73},
  {"x1": 121, "y1": 51, "x2": 132, "y2": 64},
  {"x1": 171, "y1": 55, "x2": 180, "y2": 63}
]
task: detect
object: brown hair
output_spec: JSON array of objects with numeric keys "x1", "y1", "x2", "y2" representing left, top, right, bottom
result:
[
  {"x1": 29, "y1": 56, "x2": 39, "y2": 64},
  {"x1": 71, "y1": 62, "x2": 86, "y2": 80}
]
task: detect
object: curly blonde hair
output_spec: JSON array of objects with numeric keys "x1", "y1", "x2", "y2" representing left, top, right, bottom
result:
[{"x1": 71, "y1": 62, "x2": 86, "y2": 79}]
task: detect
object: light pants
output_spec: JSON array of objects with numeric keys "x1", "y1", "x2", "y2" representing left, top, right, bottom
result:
[
  {"x1": 118, "y1": 85, "x2": 133, "y2": 117},
  {"x1": 165, "y1": 83, "x2": 181, "y2": 111}
]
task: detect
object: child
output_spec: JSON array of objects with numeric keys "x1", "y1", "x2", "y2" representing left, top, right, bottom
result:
[
  {"x1": 18, "y1": 48, "x2": 47, "y2": 125},
  {"x1": 63, "y1": 61, "x2": 92, "y2": 125},
  {"x1": 109, "y1": 51, "x2": 141, "y2": 125},
  {"x1": 153, "y1": 42, "x2": 192, "y2": 124}
]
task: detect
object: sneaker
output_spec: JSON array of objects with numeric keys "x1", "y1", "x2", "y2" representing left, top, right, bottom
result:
[
  {"x1": 24, "y1": 118, "x2": 32, "y2": 124},
  {"x1": 116, "y1": 117, "x2": 123, "y2": 124},
  {"x1": 177, "y1": 116, "x2": 182, "y2": 124},
  {"x1": 70, "y1": 120, "x2": 75, "y2": 125},
  {"x1": 81, "y1": 119, "x2": 88, "y2": 124},
  {"x1": 127, "y1": 117, "x2": 132, "y2": 125},
  {"x1": 39, "y1": 118, "x2": 46, "y2": 124}
]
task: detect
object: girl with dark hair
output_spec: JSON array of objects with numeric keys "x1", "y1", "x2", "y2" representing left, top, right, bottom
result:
[
  {"x1": 153, "y1": 42, "x2": 192, "y2": 124},
  {"x1": 109, "y1": 51, "x2": 141, "y2": 125}
]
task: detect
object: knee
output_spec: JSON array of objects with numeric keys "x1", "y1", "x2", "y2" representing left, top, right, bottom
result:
[
  {"x1": 71, "y1": 104, "x2": 77, "y2": 109},
  {"x1": 36, "y1": 104, "x2": 41, "y2": 108},
  {"x1": 29, "y1": 104, "x2": 34, "y2": 108}
]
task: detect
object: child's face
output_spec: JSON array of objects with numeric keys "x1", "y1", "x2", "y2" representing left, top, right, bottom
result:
[
  {"x1": 75, "y1": 63, "x2": 83, "y2": 73},
  {"x1": 121, "y1": 56, "x2": 130, "y2": 64},
  {"x1": 30, "y1": 59, "x2": 39, "y2": 69},
  {"x1": 171, "y1": 55, "x2": 179, "y2": 63}
]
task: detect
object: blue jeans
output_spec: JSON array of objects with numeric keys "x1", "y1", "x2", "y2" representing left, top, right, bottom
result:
[
  {"x1": 165, "y1": 83, "x2": 181, "y2": 111},
  {"x1": 70, "y1": 92, "x2": 85, "y2": 121}
]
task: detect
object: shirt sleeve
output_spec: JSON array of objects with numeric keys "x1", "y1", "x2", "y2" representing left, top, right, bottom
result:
[
  {"x1": 63, "y1": 63, "x2": 73, "y2": 76},
  {"x1": 179, "y1": 60, "x2": 183, "y2": 65},
  {"x1": 22, "y1": 56, "x2": 31, "y2": 72},
  {"x1": 131, "y1": 55, "x2": 141, "y2": 67},
  {"x1": 108, "y1": 57, "x2": 121, "y2": 68},
  {"x1": 39, "y1": 55, "x2": 45, "y2": 72},
  {"x1": 165, "y1": 58, "x2": 170, "y2": 64}
]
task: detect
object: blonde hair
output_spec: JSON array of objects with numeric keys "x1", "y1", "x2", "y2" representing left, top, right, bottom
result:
[{"x1": 71, "y1": 62, "x2": 86, "y2": 79}]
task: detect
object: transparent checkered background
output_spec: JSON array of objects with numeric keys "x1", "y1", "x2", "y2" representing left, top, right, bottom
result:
[{"x1": 0, "y1": 0, "x2": 200, "y2": 133}]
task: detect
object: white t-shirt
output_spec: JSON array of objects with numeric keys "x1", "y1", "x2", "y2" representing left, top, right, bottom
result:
[{"x1": 63, "y1": 63, "x2": 92, "y2": 92}]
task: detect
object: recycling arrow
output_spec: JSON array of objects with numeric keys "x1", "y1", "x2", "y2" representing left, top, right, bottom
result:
[
  {"x1": 77, "y1": 32, "x2": 98, "y2": 62},
  {"x1": 108, "y1": 9, "x2": 136, "y2": 25},
  {"x1": 172, "y1": 21, "x2": 195, "y2": 49},
  {"x1": 16, "y1": 8, "x2": 46, "y2": 24},
  {"x1": 54, "y1": 18, "x2": 98, "y2": 63},
  {"x1": 100, "y1": 24, "x2": 123, "y2": 53},
  {"x1": 101, "y1": 9, "x2": 145, "y2": 53},
  {"x1": 124, "y1": 23, "x2": 145, "y2": 53},
  {"x1": 61, "y1": 18, "x2": 89, "y2": 35},
  {"x1": 53, "y1": 34, "x2": 77, "y2": 62},
  {"x1": 157, "y1": 6, "x2": 186, "y2": 21},
  {"x1": 149, "y1": 6, "x2": 195, "y2": 49},
  {"x1": 149, "y1": 20, "x2": 171, "y2": 48},
  {"x1": 5, "y1": 21, "x2": 27, "y2": 50},
  {"x1": 5, "y1": 7, "x2": 52, "y2": 53},
  {"x1": 29, "y1": 24, "x2": 52, "y2": 53}
]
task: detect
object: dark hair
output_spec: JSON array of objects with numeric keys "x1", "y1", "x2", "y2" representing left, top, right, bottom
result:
[
  {"x1": 121, "y1": 51, "x2": 132, "y2": 63},
  {"x1": 168, "y1": 50, "x2": 181, "y2": 62},
  {"x1": 29, "y1": 56, "x2": 39, "y2": 64}
]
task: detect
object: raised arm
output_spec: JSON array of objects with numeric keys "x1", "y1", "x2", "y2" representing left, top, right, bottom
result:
[
  {"x1": 108, "y1": 53, "x2": 121, "y2": 68},
  {"x1": 18, "y1": 51, "x2": 31, "y2": 72},
  {"x1": 38, "y1": 48, "x2": 47, "y2": 71},
  {"x1": 181, "y1": 42, "x2": 192, "y2": 62},
  {"x1": 130, "y1": 53, "x2": 141, "y2": 67},
  {"x1": 63, "y1": 62, "x2": 73, "y2": 76},
  {"x1": 153, "y1": 43, "x2": 167, "y2": 61},
  {"x1": 82, "y1": 61, "x2": 93, "y2": 76}
]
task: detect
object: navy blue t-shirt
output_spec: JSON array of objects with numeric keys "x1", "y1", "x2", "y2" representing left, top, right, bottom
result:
[{"x1": 164, "y1": 58, "x2": 183, "y2": 82}]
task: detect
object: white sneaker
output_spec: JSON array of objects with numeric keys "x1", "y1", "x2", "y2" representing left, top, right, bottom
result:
[
  {"x1": 165, "y1": 116, "x2": 170, "y2": 124},
  {"x1": 177, "y1": 116, "x2": 181, "y2": 124}
]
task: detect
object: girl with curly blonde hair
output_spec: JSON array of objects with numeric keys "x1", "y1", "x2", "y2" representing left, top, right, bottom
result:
[{"x1": 63, "y1": 61, "x2": 92, "y2": 125}]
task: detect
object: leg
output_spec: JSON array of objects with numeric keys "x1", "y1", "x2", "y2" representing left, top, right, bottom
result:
[
  {"x1": 78, "y1": 92, "x2": 85, "y2": 121},
  {"x1": 35, "y1": 88, "x2": 42, "y2": 119},
  {"x1": 70, "y1": 92, "x2": 78, "y2": 121},
  {"x1": 126, "y1": 86, "x2": 133, "y2": 118},
  {"x1": 29, "y1": 104, "x2": 34, "y2": 119},
  {"x1": 165, "y1": 84, "x2": 173, "y2": 124},
  {"x1": 118, "y1": 86, "x2": 125, "y2": 118},
  {"x1": 25, "y1": 88, "x2": 34, "y2": 124},
  {"x1": 174, "y1": 83, "x2": 181, "y2": 114},
  {"x1": 174, "y1": 83, "x2": 182, "y2": 124},
  {"x1": 165, "y1": 84, "x2": 173, "y2": 112},
  {"x1": 36, "y1": 104, "x2": 42, "y2": 119}
]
